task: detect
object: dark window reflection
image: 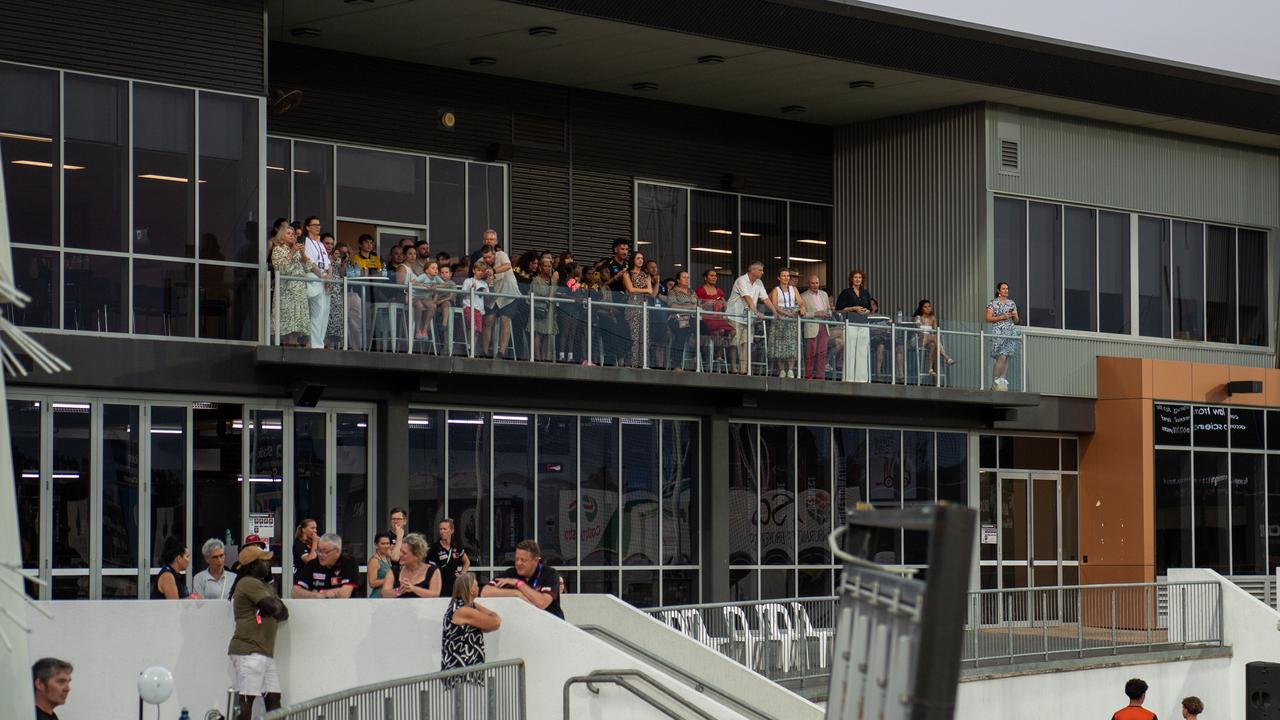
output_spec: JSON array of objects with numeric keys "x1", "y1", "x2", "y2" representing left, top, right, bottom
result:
[
  {"x1": 102, "y1": 405, "x2": 140, "y2": 572},
  {"x1": 637, "y1": 183, "x2": 688, "y2": 279},
  {"x1": 0, "y1": 64, "x2": 57, "y2": 246},
  {"x1": 621, "y1": 419, "x2": 659, "y2": 565},
  {"x1": 150, "y1": 406, "x2": 186, "y2": 567},
  {"x1": 1204, "y1": 225, "x2": 1236, "y2": 343},
  {"x1": 580, "y1": 417, "x2": 618, "y2": 566},
  {"x1": 728, "y1": 423, "x2": 758, "y2": 565},
  {"x1": 1238, "y1": 229, "x2": 1268, "y2": 346},
  {"x1": 690, "y1": 191, "x2": 736, "y2": 295},
  {"x1": 64, "y1": 252, "x2": 127, "y2": 332},
  {"x1": 192, "y1": 404, "x2": 242, "y2": 573},
  {"x1": 133, "y1": 84, "x2": 195, "y2": 258},
  {"x1": 1270, "y1": 456, "x2": 1280, "y2": 574},
  {"x1": 759, "y1": 425, "x2": 794, "y2": 566},
  {"x1": 293, "y1": 142, "x2": 334, "y2": 233},
  {"x1": 662, "y1": 569, "x2": 698, "y2": 605},
  {"x1": 65, "y1": 74, "x2": 127, "y2": 252},
  {"x1": 267, "y1": 138, "x2": 290, "y2": 226},
  {"x1": 52, "y1": 403, "x2": 92, "y2": 577},
  {"x1": 760, "y1": 568, "x2": 795, "y2": 599},
  {"x1": 868, "y1": 429, "x2": 901, "y2": 505},
  {"x1": 407, "y1": 411, "x2": 444, "y2": 533},
  {"x1": 538, "y1": 416, "x2": 577, "y2": 566},
  {"x1": 1193, "y1": 452, "x2": 1229, "y2": 573},
  {"x1": 248, "y1": 410, "x2": 284, "y2": 576},
  {"x1": 789, "y1": 203, "x2": 832, "y2": 292},
  {"x1": 621, "y1": 569, "x2": 658, "y2": 607},
  {"x1": 293, "y1": 412, "x2": 326, "y2": 562},
  {"x1": 937, "y1": 432, "x2": 967, "y2": 504},
  {"x1": 796, "y1": 426, "x2": 830, "y2": 566},
  {"x1": 1063, "y1": 206, "x2": 1096, "y2": 331},
  {"x1": 336, "y1": 414, "x2": 369, "y2": 563},
  {"x1": 10, "y1": 401, "x2": 42, "y2": 573},
  {"x1": 580, "y1": 570, "x2": 618, "y2": 595},
  {"x1": 662, "y1": 420, "x2": 698, "y2": 566},
  {"x1": 493, "y1": 414, "x2": 534, "y2": 565},
  {"x1": 8, "y1": 247, "x2": 58, "y2": 328},
  {"x1": 1172, "y1": 220, "x2": 1204, "y2": 341},
  {"x1": 199, "y1": 93, "x2": 259, "y2": 264},
  {"x1": 1028, "y1": 201, "x2": 1062, "y2": 329},
  {"x1": 429, "y1": 158, "x2": 465, "y2": 260},
  {"x1": 198, "y1": 265, "x2": 257, "y2": 341},
  {"x1": 834, "y1": 428, "x2": 866, "y2": 523},
  {"x1": 467, "y1": 163, "x2": 505, "y2": 255},
  {"x1": 1097, "y1": 210, "x2": 1131, "y2": 334},
  {"x1": 447, "y1": 411, "x2": 489, "y2": 565},
  {"x1": 1138, "y1": 216, "x2": 1171, "y2": 338},
  {"x1": 338, "y1": 146, "x2": 425, "y2": 225},
  {"x1": 133, "y1": 259, "x2": 194, "y2": 337},
  {"x1": 1231, "y1": 453, "x2": 1265, "y2": 575},
  {"x1": 994, "y1": 197, "x2": 1027, "y2": 314},
  {"x1": 741, "y1": 197, "x2": 787, "y2": 288}
]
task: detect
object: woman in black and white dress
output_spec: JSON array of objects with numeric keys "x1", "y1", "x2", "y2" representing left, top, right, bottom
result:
[{"x1": 442, "y1": 572, "x2": 499, "y2": 668}]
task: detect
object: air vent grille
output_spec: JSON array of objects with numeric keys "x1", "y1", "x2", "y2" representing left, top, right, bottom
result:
[{"x1": 999, "y1": 139, "x2": 1019, "y2": 173}]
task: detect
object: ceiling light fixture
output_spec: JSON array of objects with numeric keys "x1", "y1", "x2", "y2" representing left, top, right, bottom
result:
[
  {"x1": 780, "y1": 105, "x2": 807, "y2": 114},
  {"x1": 708, "y1": 229, "x2": 733, "y2": 235},
  {"x1": 291, "y1": 168, "x2": 311, "y2": 174},
  {"x1": 697, "y1": 55, "x2": 725, "y2": 65},
  {"x1": 137, "y1": 174, "x2": 190, "y2": 183},
  {"x1": 11, "y1": 160, "x2": 84, "y2": 170},
  {"x1": 797, "y1": 239, "x2": 827, "y2": 245},
  {"x1": 0, "y1": 131, "x2": 52, "y2": 143},
  {"x1": 290, "y1": 27, "x2": 321, "y2": 38},
  {"x1": 266, "y1": 165, "x2": 285, "y2": 172},
  {"x1": 469, "y1": 56, "x2": 497, "y2": 67},
  {"x1": 790, "y1": 256, "x2": 822, "y2": 262},
  {"x1": 740, "y1": 231, "x2": 761, "y2": 237},
  {"x1": 528, "y1": 26, "x2": 557, "y2": 36},
  {"x1": 849, "y1": 80, "x2": 876, "y2": 89},
  {"x1": 631, "y1": 82, "x2": 659, "y2": 92},
  {"x1": 692, "y1": 247, "x2": 733, "y2": 255}
]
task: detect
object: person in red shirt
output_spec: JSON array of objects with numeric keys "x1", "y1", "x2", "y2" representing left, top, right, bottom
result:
[{"x1": 1113, "y1": 678, "x2": 1157, "y2": 720}]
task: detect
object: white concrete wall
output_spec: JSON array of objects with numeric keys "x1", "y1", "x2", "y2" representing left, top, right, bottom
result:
[
  {"x1": 25, "y1": 597, "x2": 756, "y2": 720},
  {"x1": 561, "y1": 594, "x2": 823, "y2": 720},
  {"x1": 956, "y1": 655, "x2": 1231, "y2": 718},
  {"x1": 1169, "y1": 567, "x2": 1280, "y2": 719}
]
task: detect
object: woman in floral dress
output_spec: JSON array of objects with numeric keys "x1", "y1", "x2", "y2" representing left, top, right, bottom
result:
[
  {"x1": 621, "y1": 251, "x2": 657, "y2": 367},
  {"x1": 270, "y1": 219, "x2": 311, "y2": 346},
  {"x1": 325, "y1": 238, "x2": 350, "y2": 347},
  {"x1": 985, "y1": 281, "x2": 1021, "y2": 390}
]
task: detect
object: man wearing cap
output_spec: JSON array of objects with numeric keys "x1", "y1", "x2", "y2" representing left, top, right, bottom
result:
[{"x1": 228, "y1": 544, "x2": 289, "y2": 720}]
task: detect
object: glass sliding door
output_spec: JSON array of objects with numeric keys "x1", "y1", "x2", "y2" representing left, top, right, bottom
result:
[
  {"x1": 101, "y1": 404, "x2": 140, "y2": 598},
  {"x1": 51, "y1": 402, "x2": 92, "y2": 599}
]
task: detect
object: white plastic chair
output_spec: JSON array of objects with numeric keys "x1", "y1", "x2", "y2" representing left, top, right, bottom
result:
[
  {"x1": 755, "y1": 602, "x2": 798, "y2": 673},
  {"x1": 791, "y1": 601, "x2": 834, "y2": 671},
  {"x1": 722, "y1": 605, "x2": 757, "y2": 669},
  {"x1": 680, "y1": 609, "x2": 729, "y2": 655},
  {"x1": 658, "y1": 609, "x2": 689, "y2": 634}
]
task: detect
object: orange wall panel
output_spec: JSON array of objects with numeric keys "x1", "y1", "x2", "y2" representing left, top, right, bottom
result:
[
  {"x1": 1268, "y1": 369, "x2": 1280, "y2": 407},
  {"x1": 1097, "y1": 357, "x2": 1149, "y2": 400},
  {"x1": 1079, "y1": 397, "x2": 1152, "y2": 584},
  {"x1": 1150, "y1": 360, "x2": 1193, "y2": 401},
  {"x1": 1190, "y1": 364, "x2": 1231, "y2": 404},
  {"x1": 1226, "y1": 365, "x2": 1269, "y2": 407}
]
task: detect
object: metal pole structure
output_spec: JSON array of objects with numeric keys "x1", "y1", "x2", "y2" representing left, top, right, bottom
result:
[
  {"x1": 1111, "y1": 589, "x2": 1118, "y2": 655},
  {"x1": 405, "y1": 276, "x2": 414, "y2": 355},
  {"x1": 341, "y1": 276, "x2": 349, "y2": 351},
  {"x1": 1146, "y1": 585, "x2": 1153, "y2": 651},
  {"x1": 890, "y1": 322, "x2": 897, "y2": 384},
  {"x1": 642, "y1": 301, "x2": 649, "y2": 369},
  {"x1": 695, "y1": 306, "x2": 702, "y2": 372},
  {"x1": 528, "y1": 291, "x2": 536, "y2": 362},
  {"x1": 273, "y1": 269, "x2": 280, "y2": 345},
  {"x1": 585, "y1": 297, "x2": 594, "y2": 366},
  {"x1": 469, "y1": 285, "x2": 476, "y2": 358},
  {"x1": 746, "y1": 311, "x2": 753, "y2": 377},
  {"x1": 979, "y1": 329, "x2": 986, "y2": 390}
]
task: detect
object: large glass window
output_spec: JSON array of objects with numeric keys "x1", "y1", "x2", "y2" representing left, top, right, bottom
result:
[
  {"x1": 65, "y1": 74, "x2": 127, "y2": 253},
  {"x1": 637, "y1": 183, "x2": 688, "y2": 278},
  {"x1": 1204, "y1": 225, "x2": 1236, "y2": 343},
  {"x1": 493, "y1": 413, "x2": 534, "y2": 565},
  {"x1": 293, "y1": 141, "x2": 334, "y2": 233},
  {"x1": 192, "y1": 403, "x2": 242, "y2": 573},
  {"x1": 407, "y1": 410, "x2": 444, "y2": 531},
  {"x1": 994, "y1": 197, "x2": 1028, "y2": 315},
  {"x1": 690, "y1": 190, "x2": 737, "y2": 295},
  {"x1": 789, "y1": 203, "x2": 832, "y2": 290},
  {"x1": 133, "y1": 259, "x2": 194, "y2": 337},
  {"x1": 199, "y1": 93, "x2": 259, "y2": 264},
  {"x1": 538, "y1": 415, "x2": 577, "y2": 566},
  {"x1": 741, "y1": 197, "x2": 787, "y2": 287},
  {"x1": 52, "y1": 402, "x2": 92, "y2": 599},
  {"x1": 580, "y1": 416, "x2": 619, "y2": 566},
  {"x1": 133, "y1": 85, "x2": 195, "y2": 258},
  {"x1": 429, "y1": 158, "x2": 466, "y2": 260},
  {"x1": 102, "y1": 405, "x2": 140, "y2": 598},
  {"x1": 467, "y1": 163, "x2": 505, "y2": 254},
  {"x1": 1139, "y1": 216, "x2": 1171, "y2": 338},
  {"x1": 1171, "y1": 220, "x2": 1205, "y2": 341},
  {"x1": 1237, "y1": 229, "x2": 1268, "y2": 346},
  {"x1": 338, "y1": 147, "x2": 425, "y2": 226},
  {"x1": 336, "y1": 414, "x2": 369, "y2": 563},
  {"x1": 1027, "y1": 201, "x2": 1062, "y2": 328},
  {"x1": 150, "y1": 406, "x2": 187, "y2": 572},
  {"x1": 1097, "y1": 210, "x2": 1131, "y2": 334},
  {"x1": 0, "y1": 64, "x2": 57, "y2": 247},
  {"x1": 1063, "y1": 206, "x2": 1096, "y2": 331},
  {"x1": 267, "y1": 138, "x2": 291, "y2": 226},
  {"x1": 621, "y1": 419, "x2": 659, "y2": 566},
  {"x1": 759, "y1": 425, "x2": 794, "y2": 568},
  {"x1": 9, "y1": 247, "x2": 58, "y2": 328},
  {"x1": 64, "y1": 252, "x2": 127, "y2": 333},
  {"x1": 447, "y1": 411, "x2": 489, "y2": 566}
]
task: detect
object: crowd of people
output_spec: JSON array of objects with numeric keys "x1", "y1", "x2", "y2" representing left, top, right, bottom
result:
[
  {"x1": 128, "y1": 508, "x2": 560, "y2": 719},
  {"x1": 269, "y1": 220, "x2": 1024, "y2": 387}
]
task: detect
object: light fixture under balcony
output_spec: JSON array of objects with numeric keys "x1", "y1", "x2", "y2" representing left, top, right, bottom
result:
[
  {"x1": 0, "y1": 131, "x2": 52, "y2": 142},
  {"x1": 796, "y1": 238, "x2": 827, "y2": 245},
  {"x1": 790, "y1": 256, "x2": 822, "y2": 263},
  {"x1": 692, "y1": 247, "x2": 733, "y2": 255},
  {"x1": 12, "y1": 160, "x2": 84, "y2": 170},
  {"x1": 708, "y1": 229, "x2": 733, "y2": 235},
  {"x1": 740, "y1": 231, "x2": 760, "y2": 237}
]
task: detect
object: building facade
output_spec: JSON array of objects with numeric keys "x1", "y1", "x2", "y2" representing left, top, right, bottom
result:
[{"x1": 2, "y1": 0, "x2": 1277, "y2": 603}]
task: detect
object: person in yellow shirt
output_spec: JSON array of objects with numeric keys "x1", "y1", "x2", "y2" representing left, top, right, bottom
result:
[{"x1": 350, "y1": 234, "x2": 383, "y2": 274}]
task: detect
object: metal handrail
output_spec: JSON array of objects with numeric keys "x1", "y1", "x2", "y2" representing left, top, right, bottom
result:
[
  {"x1": 563, "y1": 669, "x2": 717, "y2": 720},
  {"x1": 577, "y1": 624, "x2": 780, "y2": 720},
  {"x1": 260, "y1": 658, "x2": 525, "y2": 720}
]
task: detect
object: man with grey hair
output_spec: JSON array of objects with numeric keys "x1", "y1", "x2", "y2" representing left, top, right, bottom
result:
[
  {"x1": 32, "y1": 657, "x2": 72, "y2": 720},
  {"x1": 726, "y1": 261, "x2": 777, "y2": 374},
  {"x1": 292, "y1": 532, "x2": 360, "y2": 598},
  {"x1": 191, "y1": 538, "x2": 237, "y2": 600}
]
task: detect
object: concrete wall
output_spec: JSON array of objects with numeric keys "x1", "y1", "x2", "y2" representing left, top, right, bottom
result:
[
  {"x1": 1169, "y1": 567, "x2": 1280, "y2": 719},
  {"x1": 25, "y1": 597, "x2": 755, "y2": 720}
]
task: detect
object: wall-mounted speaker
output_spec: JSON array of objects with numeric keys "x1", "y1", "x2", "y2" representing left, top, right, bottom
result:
[{"x1": 292, "y1": 383, "x2": 325, "y2": 408}]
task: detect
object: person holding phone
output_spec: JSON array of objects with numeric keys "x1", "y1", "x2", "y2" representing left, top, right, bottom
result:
[{"x1": 986, "y1": 281, "x2": 1021, "y2": 391}]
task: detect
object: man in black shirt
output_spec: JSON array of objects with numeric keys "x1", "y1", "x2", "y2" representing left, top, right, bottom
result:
[
  {"x1": 32, "y1": 657, "x2": 72, "y2": 720},
  {"x1": 292, "y1": 532, "x2": 360, "y2": 599},
  {"x1": 593, "y1": 238, "x2": 631, "y2": 364},
  {"x1": 426, "y1": 517, "x2": 470, "y2": 596},
  {"x1": 481, "y1": 538, "x2": 562, "y2": 619}
]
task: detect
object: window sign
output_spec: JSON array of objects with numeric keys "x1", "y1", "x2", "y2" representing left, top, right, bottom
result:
[{"x1": 1154, "y1": 403, "x2": 1191, "y2": 446}]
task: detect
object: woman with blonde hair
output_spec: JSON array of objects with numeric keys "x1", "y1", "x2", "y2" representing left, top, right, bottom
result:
[
  {"x1": 390, "y1": 532, "x2": 441, "y2": 598},
  {"x1": 442, "y1": 571, "x2": 501, "y2": 673},
  {"x1": 269, "y1": 218, "x2": 311, "y2": 346}
]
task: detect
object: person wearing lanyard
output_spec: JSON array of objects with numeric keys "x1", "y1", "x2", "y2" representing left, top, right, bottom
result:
[
  {"x1": 427, "y1": 518, "x2": 471, "y2": 597},
  {"x1": 301, "y1": 215, "x2": 332, "y2": 349},
  {"x1": 192, "y1": 538, "x2": 238, "y2": 600},
  {"x1": 480, "y1": 539, "x2": 563, "y2": 619}
]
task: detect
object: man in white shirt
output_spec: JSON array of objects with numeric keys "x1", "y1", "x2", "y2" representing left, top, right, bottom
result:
[
  {"x1": 484, "y1": 245, "x2": 518, "y2": 357},
  {"x1": 192, "y1": 538, "x2": 237, "y2": 600},
  {"x1": 726, "y1": 261, "x2": 777, "y2": 374},
  {"x1": 301, "y1": 216, "x2": 331, "y2": 348}
]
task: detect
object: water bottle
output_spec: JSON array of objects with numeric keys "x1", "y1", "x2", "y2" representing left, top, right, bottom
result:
[
  {"x1": 179, "y1": 708, "x2": 190, "y2": 720},
  {"x1": 224, "y1": 528, "x2": 233, "y2": 546},
  {"x1": 895, "y1": 308, "x2": 903, "y2": 323}
]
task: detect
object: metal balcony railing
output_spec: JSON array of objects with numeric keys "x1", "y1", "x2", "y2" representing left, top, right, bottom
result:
[{"x1": 268, "y1": 274, "x2": 1028, "y2": 392}]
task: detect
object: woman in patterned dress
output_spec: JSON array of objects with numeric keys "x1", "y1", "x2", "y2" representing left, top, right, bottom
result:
[
  {"x1": 269, "y1": 218, "x2": 311, "y2": 346},
  {"x1": 621, "y1": 251, "x2": 657, "y2": 367},
  {"x1": 985, "y1": 281, "x2": 1021, "y2": 390},
  {"x1": 324, "y1": 238, "x2": 350, "y2": 347},
  {"x1": 768, "y1": 268, "x2": 805, "y2": 377},
  {"x1": 441, "y1": 572, "x2": 501, "y2": 698}
]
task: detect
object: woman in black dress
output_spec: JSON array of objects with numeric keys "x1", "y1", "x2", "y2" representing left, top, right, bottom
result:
[
  {"x1": 390, "y1": 533, "x2": 441, "y2": 598},
  {"x1": 442, "y1": 572, "x2": 501, "y2": 675}
]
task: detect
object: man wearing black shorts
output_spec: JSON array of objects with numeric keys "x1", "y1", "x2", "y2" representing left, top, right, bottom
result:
[
  {"x1": 427, "y1": 517, "x2": 470, "y2": 596},
  {"x1": 481, "y1": 538, "x2": 562, "y2": 619}
]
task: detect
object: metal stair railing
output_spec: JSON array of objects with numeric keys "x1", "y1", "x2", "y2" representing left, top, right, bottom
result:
[{"x1": 563, "y1": 668, "x2": 717, "y2": 720}]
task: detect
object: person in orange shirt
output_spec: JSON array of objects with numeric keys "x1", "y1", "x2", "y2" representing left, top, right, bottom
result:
[{"x1": 1112, "y1": 678, "x2": 1157, "y2": 720}]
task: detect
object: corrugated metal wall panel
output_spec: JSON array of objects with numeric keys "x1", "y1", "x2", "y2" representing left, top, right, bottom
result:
[
  {"x1": 989, "y1": 105, "x2": 1280, "y2": 229},
  {"x1": 0, "y1": 0, "x2": 264, "y2": 95},
  {"x1": 270, "y1": 44, "x2": 831, "y2": 260},
  {"x1": 833, "y1": 105, "x2": 986, "y2": 324},
  {"x1": 1025, "y1": 331, "x2": 1275, "y2": 397}
]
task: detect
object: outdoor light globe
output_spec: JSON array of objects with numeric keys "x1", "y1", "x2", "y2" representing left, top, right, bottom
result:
[{"x1": 137, "y1": 666, "x2": 174, "y2": 705}]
